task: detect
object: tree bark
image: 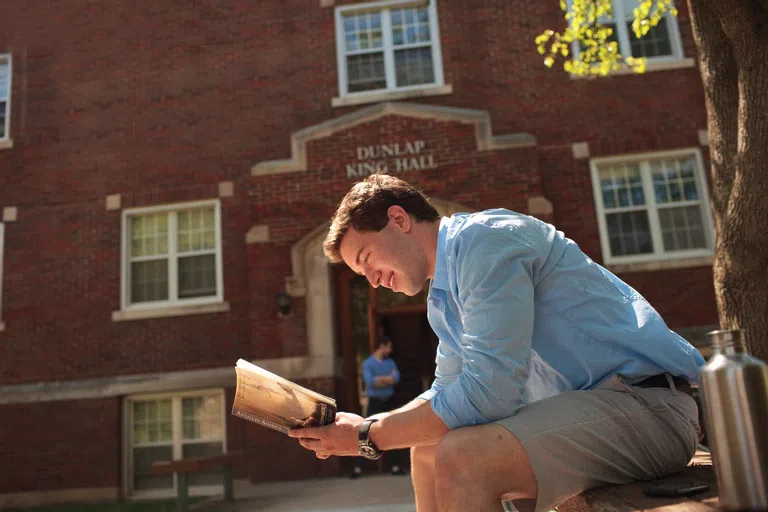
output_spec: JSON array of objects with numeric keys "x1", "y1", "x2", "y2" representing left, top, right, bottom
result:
[{"x1": 688, "y1": 0, "x2": 768, "y2": 360}]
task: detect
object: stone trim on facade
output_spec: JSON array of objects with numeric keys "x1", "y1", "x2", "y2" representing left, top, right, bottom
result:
[
  {"x1": 0, "y1": 354, "x2": 345, "y2": 405},
  {"x1": 111, "y1": 301, "x2": 231, "y2": 322},
  {"x1": 251, "y1": 102, "x2": 536, "y2": 177},
  {"x1": 331, "y1": 84, "x2": 453, "y2": 108},
  {"x1": 607, "y1": 255, "x2": 713, "y2": 274}
]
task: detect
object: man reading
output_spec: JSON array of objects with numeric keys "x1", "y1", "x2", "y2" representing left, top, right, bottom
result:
[{"x1": 289, "y1": 174, "x2": 703, "y2": 512}]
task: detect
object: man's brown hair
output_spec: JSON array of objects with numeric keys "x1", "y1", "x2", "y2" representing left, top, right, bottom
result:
[{"x1": 323, "y1": 174, "x2": 439, "y2": 263}]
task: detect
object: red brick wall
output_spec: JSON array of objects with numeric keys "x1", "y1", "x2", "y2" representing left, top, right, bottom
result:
[
  {"x1": 0, "y1": 0, "x2": 718, "y2": 494},
  {"x1": 0, "y1": 0, "x2": 713, "y2": 385},
  {"x1": 0, "y1": 398, "x2": 120, "y2": 493},
  {"x1": 0, "y1": 190, "x2": 252, "y2": 385}
]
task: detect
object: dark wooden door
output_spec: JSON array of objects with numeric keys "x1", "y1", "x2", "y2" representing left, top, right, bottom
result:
[
  {"x1": 333, "y1": 264, "x2": 438, "y2": 414},
  {"x1": 380, "y1": 311, "x2": 438, "y2": 408},
  {"x1": 333, "y1": 265, "x2": 364, "y2": 415}
]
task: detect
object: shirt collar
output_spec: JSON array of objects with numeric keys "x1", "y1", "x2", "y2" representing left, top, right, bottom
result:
[{"x1": 431, "y1": 216, "x2": 451, "y2": 291}]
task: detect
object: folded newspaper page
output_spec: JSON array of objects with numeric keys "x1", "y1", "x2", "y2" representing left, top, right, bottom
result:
[{"x1": 231, "y1": 359, "x2": 337, "y2": 434}]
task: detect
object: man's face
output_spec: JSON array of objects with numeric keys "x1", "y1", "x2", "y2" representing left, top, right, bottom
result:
[{"x1": 339, "y1": 206, "x2": 429, "y2": 296}]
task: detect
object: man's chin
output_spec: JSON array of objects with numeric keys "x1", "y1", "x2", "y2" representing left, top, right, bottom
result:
[{"x1": 401, "y1": 283, "x2": 425, "y2": 296}]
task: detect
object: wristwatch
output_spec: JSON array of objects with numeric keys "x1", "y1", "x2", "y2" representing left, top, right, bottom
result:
[{"x1": 358, "y1": 419, "x2": 383, "y2": 460}]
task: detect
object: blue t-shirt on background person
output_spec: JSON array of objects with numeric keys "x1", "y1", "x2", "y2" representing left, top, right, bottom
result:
[{"x1": 363, "y1": 355, "x2": 400, "y2": 399}]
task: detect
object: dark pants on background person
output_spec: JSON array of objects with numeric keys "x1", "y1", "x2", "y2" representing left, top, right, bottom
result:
[{"x1": 354, "y1": 396, "x2": 407, "y2": 473}]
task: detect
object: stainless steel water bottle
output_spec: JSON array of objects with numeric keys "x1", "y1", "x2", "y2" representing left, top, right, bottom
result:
[{"x1": 699, "y1": 328, "x2": 768, "y2": 510}]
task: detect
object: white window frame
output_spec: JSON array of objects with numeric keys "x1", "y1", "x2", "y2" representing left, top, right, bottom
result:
[
  {"x1": 0, "y1": 223, "x2": 4, "y2": 331},
  {"x1": 571, "y1": 0, "x2": 685, "y2": 65},
  {"x1": 590, "y1": 148, "x2": 715, "y2": 266},
  {"x1": 123, "y1": 388, "x2": 228, "y2": 500},
  {"x1": 120, "y1": 199, "x2": 224, "y2": 312},
  {"x1": 0, "y1": 53, "x2": 12, "y2": 145},
  {"x1": 335, "y1": 0, "x2": 445, "y2": 99}
]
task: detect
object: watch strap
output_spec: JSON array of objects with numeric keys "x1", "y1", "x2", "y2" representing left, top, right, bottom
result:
[
  {"x1": 358, "y1": 419, "x2": 383, "y2": 459},
  {"x1": 359, "y1": 419, "x2": 378, "y2": 440}
]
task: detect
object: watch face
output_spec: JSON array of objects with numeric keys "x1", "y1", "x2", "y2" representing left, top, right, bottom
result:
[{"x1": 360, "y1": 444, "x2": 382, "y2": 460}]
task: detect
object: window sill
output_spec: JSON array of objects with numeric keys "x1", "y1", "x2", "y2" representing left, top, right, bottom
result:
[
  {"x1": 332, "y1": 84, "x2": 453, "y2": 108},
  {"x1": 611, "y1": 57, "x2": 696, "y2": 76},
  {"x1": 606, "y1": 254, "x2": 713, "y2": 274},
  {"x1": 112, "y1": 302, "x2": 230, "y2": 322},
  {"x1": 571, "y1": 57, "x2": 696, "y2": 79},
  {"x1": 0, "y1": 139, "x2": 13, "y2": 150}
]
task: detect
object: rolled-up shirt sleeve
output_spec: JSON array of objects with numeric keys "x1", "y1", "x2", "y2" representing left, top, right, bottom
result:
[
  {"x1": 430, "y1": 232, "x2": 536, "y2": 429},
  {"x1": 416, "y1": 341, "x2": 462, "y2": 402}
]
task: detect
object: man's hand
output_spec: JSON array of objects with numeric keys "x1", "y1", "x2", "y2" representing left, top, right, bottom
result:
[{"x1": 287, "y1": 412, "x2": 363, "y2": 459}]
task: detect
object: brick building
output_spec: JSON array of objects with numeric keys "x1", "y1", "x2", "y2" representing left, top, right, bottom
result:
[{"x1": 0, "y1": 0, "x2": 718, "y2": 507}]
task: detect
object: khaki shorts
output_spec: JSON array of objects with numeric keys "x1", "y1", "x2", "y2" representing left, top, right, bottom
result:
[{"x1": 495, "y1": 374, "x2": 701, "y2": 512}]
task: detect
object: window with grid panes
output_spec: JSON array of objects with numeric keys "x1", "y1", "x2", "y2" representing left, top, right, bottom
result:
[
  {"x1": 573, "y1": 0, "x2": 683, "y2": 62},
  {"x1": 123, "y1": 201, "x2": 222, "y2": 309},
  {"x1": 128, "y1": 392, "x2": 225, "y2": 495},
  {"x1": 591, "y1": 151, "x2": 713, "y2": 264},
  {"x1": 0, "y1": 54, "x2": 11, "y2": 141},
  {"x1": 336, "y1": 0, "x2": 443, "y2": 96}
]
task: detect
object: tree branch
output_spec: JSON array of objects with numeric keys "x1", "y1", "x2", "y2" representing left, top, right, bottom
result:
[{"x1": 709, "y1": 0, "x2": 768, "y2": 55}]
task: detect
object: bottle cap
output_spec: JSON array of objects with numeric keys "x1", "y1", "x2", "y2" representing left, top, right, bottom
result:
[{"x1": 707, "y1": 328, "x2": 745, "y2": 350}]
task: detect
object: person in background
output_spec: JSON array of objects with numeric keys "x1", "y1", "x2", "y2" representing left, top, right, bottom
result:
[{"x1": 350, "y1": 335, "x2": 406, "y2": 478}]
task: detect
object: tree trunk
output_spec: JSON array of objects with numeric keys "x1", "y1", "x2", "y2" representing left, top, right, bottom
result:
[{"x1": 688, "y1": 0, "x2": 768, "y2": 360}]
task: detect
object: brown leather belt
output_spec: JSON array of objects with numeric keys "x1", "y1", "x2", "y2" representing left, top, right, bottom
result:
[{"x1": 635, "y1": 374, "x2": 692, "y2": 396}]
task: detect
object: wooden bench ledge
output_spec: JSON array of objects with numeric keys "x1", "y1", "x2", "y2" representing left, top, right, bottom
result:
[{"x1": 556, "y1": 450, "x2": 718, "y2": 512}]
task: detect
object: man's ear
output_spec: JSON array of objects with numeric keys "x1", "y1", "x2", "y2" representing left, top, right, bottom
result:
[{"x1": 387, "y1": 205, "x2": 411, "y2": 232}]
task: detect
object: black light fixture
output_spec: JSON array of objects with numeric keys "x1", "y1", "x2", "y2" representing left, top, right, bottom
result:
[{"x1": 276, "y1": 292, "x2": 293, "y2": 317}]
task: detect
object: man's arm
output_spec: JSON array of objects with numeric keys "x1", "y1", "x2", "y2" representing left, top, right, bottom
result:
[
  {"x1": 390, "y1": 361, "x2": 401, "y2": 385},
  {"x1": 374, "y1": 373, "x2": 396, "y2": 387},
  {"x1": 364, "y1": 359, "x2": 397, "y2": 387},
  {"x1": 288, "y1": 398, "x2": 450, "y2": 456},
  {"x1": 289, "y1": 370, "x2": 456, "y2": 457},
  {"x1": 374, "y1": 363, "x2": 399, "y2": 387},
  {"x1": 363, "y1": 359, "x2": 392, "y2": 388},
  {"x1": 367, "y1": 395, "x2": 423, "y2": 420},
  {"x1": 428, "y1": 228, "x2": 536, "y2": 428},
  {"x1": 368, "y1": 398, "x2": 450, "y2": 449}
]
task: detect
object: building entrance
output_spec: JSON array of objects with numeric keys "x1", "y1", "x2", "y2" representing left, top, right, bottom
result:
[{"x1": 333, "y1": 264, "x2": 438, "y2": 421}]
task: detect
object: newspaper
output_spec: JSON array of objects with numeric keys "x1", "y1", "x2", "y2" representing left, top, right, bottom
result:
[{"x1": 231, "y1": 359, "x2": 337, "y2": 434}]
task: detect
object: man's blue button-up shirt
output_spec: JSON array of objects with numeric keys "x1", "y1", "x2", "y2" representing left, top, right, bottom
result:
[{"x1": 417, "y1": 209, "x2": 706, "y2": 430}]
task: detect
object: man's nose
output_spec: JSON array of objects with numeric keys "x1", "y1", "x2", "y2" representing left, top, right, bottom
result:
[{"x1": 365, "y1": 269, "x2": 381, "y2": 288}]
